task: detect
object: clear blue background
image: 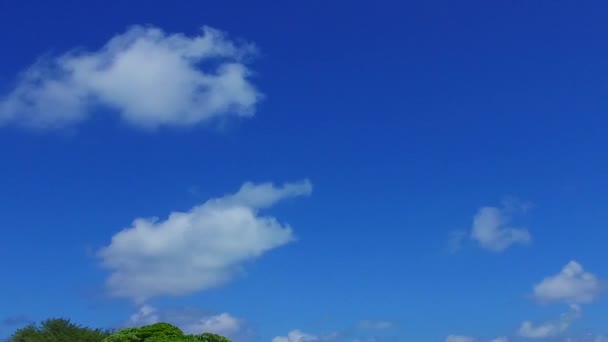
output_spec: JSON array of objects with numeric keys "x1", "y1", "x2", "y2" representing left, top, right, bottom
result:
[{"x1": 1, "y1": 0, "x2": 607, "y2": 340}]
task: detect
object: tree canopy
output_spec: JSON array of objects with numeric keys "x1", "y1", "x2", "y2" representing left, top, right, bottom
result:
[
  {"x1": 7, "y1": 319, "x2": 231, "y2": 342},
  {"x1": 102, "y1": 323, "x2": 231, "y2": 342},
  {"x1": 9, "y1": 318, "x2": 111, "y2": 342}
]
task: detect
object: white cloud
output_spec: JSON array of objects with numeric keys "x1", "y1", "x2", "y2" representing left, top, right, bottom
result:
[
  {"x1": 127, "y1": 305, "x2": 245, "y2": 338},
  {"x1": 533, "y1": 261, "x2": 600, "y2": 304},
  {"x1": 98, "y1": 180, "x2": 311, "y2": 302},
  {"x1": 272, "y1": 330, "x2": 320, "y2": 342},
  {"x1": 272, "y1": 330, "x2": 341, "y2": 342},
  {"x1": 470, "y1": 205, "x2": 531, "y2": 252},
  {"x1": 357, "y1": 320, "x2": 394, "y2": 329},
  {"x1": 0, "y1": 25, "x2": 261, "y2": 130},
  {"x1": 489, "y1": 337, "x2": 508, "y2": 342},
  {"x1": 180, "y1": 312, "x2": 241, "y2": 336},
  {"x1": 518, "y1": 304, "x2": 581, "y2": 339},
  {"x1": 518, "y1": 321, "x2": 566, "y2": 339},
  {"x1": 563, "y1": 334, "x2": 608, "y2": 342},
  {"x1": 445, "y1": 335, "x2": 509, "y2": 342},
  {"x1": 446, "y1": 335, "x2": 475, "y2": 342},
  {"x1": 128, "y1": 304, "x2": 160, "y2": 326}
]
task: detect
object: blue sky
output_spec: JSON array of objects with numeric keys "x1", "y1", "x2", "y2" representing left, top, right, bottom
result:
[{"x1": 1, "y1": 0, "x2": 607, "y2": 341}]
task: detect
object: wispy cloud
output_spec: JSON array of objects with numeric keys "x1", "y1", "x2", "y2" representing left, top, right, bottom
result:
[
  {"x1": 0, "y1": 25, "x2": 261, "y2": 130},
  {"x1": 445, "y1": 335, "x2": 507, "y2": 342},
  {"x1": 357, "y1": 320, "x2": 394, "y2": 330},
  {"x1": 445, "y1": 335, "x2": 476, "y2": 342},
  {"x1": 489, "y1": 337, "x2": 508, "y2": 342},
  {"x1": 518, "y1": 304, "x2": 581, "y2": 339},
  {"x1": 272, "y1": 329, "x2": 338, "y2": 342}
]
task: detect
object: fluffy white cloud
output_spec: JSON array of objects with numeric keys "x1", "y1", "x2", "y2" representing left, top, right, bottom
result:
[
  {"x1": 357, "y1": 320, "x2": 394, "y2": 329},
  {"x1": 533, "y1": 261, "x2": 600, "y2": 304},
  {"x1": 180, "y1": 312, "x2": 241, "y2": 336},
  {"x1": 0, "y1": 25, "x2": 261, "y2": 130},
  {"x1": 272, "y1": 330, "x2": 320, "y2": 342},
  {"x1": 127, "y1": 305, "x2": 245, "y2": 338},
  {"x1": 272, "y1": 330, "x2": 341, "y2": 342},
  {"x1": 470, "y1": 206, "x2": 531, "y2": 252},
  {"x1": 98, "y1": 180, "x2": 311, "y2": 302},
  {"x1": 518, "y1": 304, "x2": 581, "y2": 339},
  {"x1": 446, "y1": 335, "x2": 475, "y2": 342}
]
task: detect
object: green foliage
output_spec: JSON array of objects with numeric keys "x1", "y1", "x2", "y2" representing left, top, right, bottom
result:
[
  {"x1": 8, "y1": 319, "x2": 231, "y2": 342},
  {"x1": 192, "y1": 333, "x2": 232, "y2": 342},
  {"x1": 145, "y1": 334, "x2": 231, "y2": 342},
  {"x1": 137, "y1": 323, "x2": 183, "y2": 340},
  {"x1": 102, "y1": 323, "x2": 230, "y2": 342},
  {"x1": 9, "y1": 318, "x2": 111, "y2": 342},
  {"x1": 101, "y1": 328, "x2": 141, "y2": 342}
]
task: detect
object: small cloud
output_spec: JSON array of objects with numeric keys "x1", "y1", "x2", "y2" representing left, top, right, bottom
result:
[
  {"x1": 98, "y1": 180, "x2": 312, "y2": 302},
  {"x1": 500, "y1": 197, "x2": 533, "y2": 213},
  {"x1": 0, "y1": 25, "x2": 261, "y2": 131},
  {"x1": 357, "y1": 320, "x2": 394, "y2": 330},
  {"x1": 489, "y1": 337, "x2": 508, "y2": 342},
  {"x1": 180, "y1": 312, "x2": 242, "y2": 336},
  {"x1": 518, "y1": 304, "x2": 581, "y2": 339},
  {"x1": 446, "y1": 335, "x2": 475, "y2": 342},
  {"x1": 563, "y1": 334, "x2": 608, "y2": 342},
  {"x1": 272, "y1": 330, "x2": 321, "y2": 342},
  {"x1": 272, "y1": 330, "x2": 338, "y2": 342},
  {"x1": 127, "y1": 305, "x2": 160, "y2": 326},
  {"x1": 446, "y1": 335, "x2": 508, "y2": 342},
  {"x1": 470, "y1": 204, "x2": 531, "y2": 252},
  {"x1": 533, "y1": 261, "x2": 600, "y2": 304}
]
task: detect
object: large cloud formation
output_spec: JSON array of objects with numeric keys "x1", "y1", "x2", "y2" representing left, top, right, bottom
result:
[
  {"x1": 0, "y1": 25, "x2": 261, "y2": 130},
  {"x1": 98, "y1": 180, "x2": 311, "y2": 302}
]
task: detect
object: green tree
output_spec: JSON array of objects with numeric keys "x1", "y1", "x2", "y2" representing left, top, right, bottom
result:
[
  {"x1": 192, "y1": 333, "x2": 231, "y2": 342},
  {"x1": 101, "y1": 328, "x2": 141, "y2": 342},
  {"x1": 103, "y1": 323, "x2": 231, "y2": 342},
  {"x1": 9, "y1": 318, "x2": 111, "y2": 342}
]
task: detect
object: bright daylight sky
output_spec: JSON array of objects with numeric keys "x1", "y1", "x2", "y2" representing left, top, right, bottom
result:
[{"x1": 0, "y1": 1, "x2": 607, "y2": 342}]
